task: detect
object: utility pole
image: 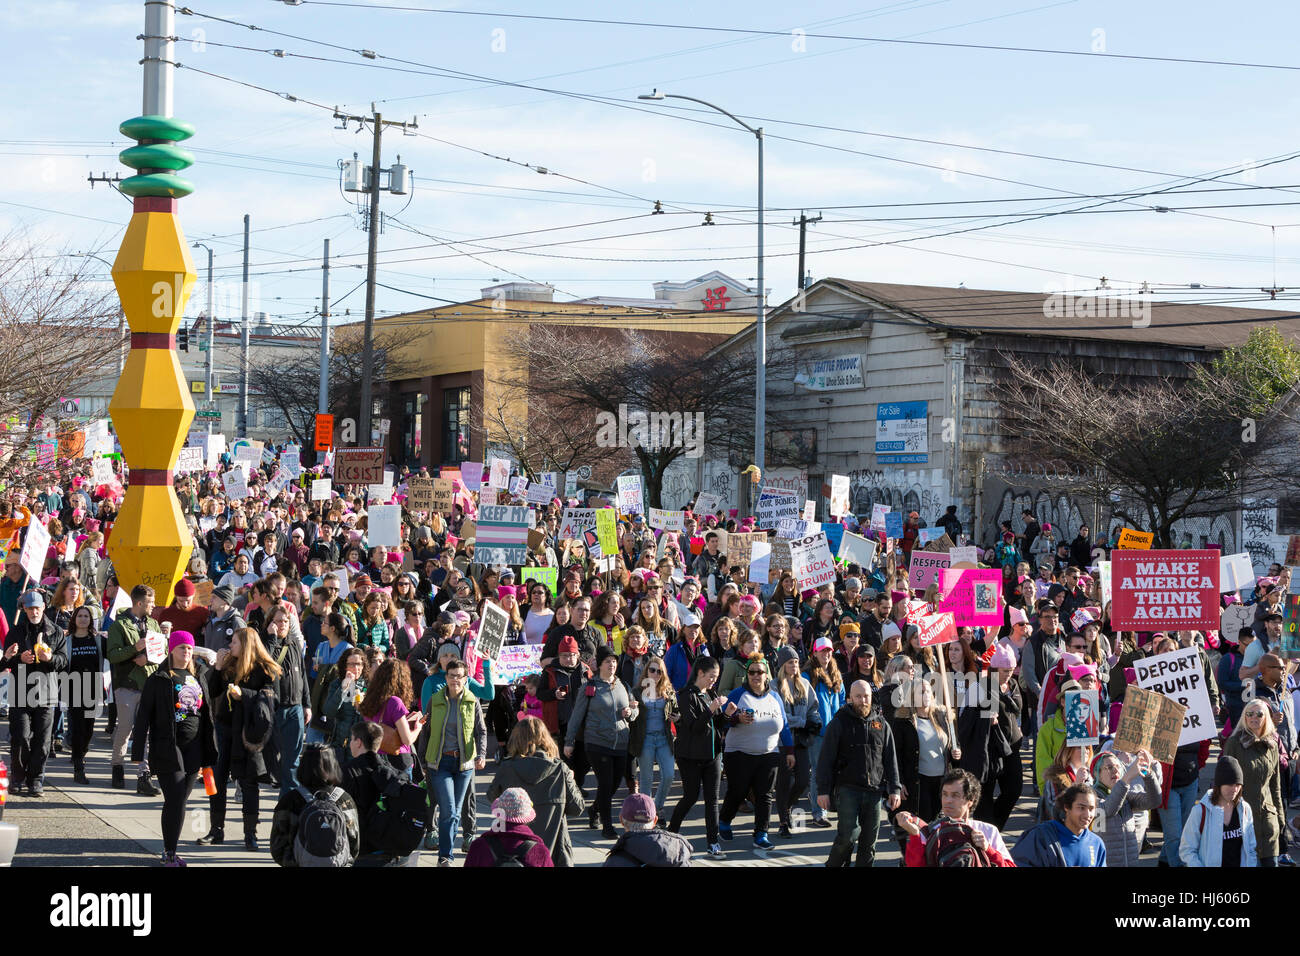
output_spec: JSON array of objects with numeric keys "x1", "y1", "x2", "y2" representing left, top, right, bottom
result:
[
  {"x1": 191, "y1": 242, "x2": 215, "y2": 433},
  {"x1": 333, "y1": 105, "x2": 417, "y2": 444},
  {"x1": 794, "y1": 211, "x2": 822, "y2": 290},
  {"x1": 240, "y1": 213, "x2": 250, "y2": 439},
  {"x1": 319, "y1": 238, "x2": 330, "y2": 415}
]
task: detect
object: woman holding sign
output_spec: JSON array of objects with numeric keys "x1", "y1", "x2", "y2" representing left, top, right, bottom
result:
[{"x1": 1223, "y1": 700, "x2": 1285, "y2": 866}]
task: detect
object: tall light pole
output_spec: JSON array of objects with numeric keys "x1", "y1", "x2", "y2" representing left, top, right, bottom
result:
[
  {"x1": 191, "y1": 241, "x2": 214, "y2": 432},
  {"x1": 639, "y1": 90, "x2": 765, "y2": 474}
]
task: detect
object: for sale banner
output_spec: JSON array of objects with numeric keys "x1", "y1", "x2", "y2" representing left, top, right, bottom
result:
[{"x1": 1109, "y1": 550, "x2": 1219, "y2": 630}]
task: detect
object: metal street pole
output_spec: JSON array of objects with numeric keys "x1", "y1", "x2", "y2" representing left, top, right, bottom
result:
[
  {"x1": 319, "y1": 238, "x2": 330, "y2": 415},
  {"x1": 240, "y1": 213, "x2": 250, "y2": 438},
  {"x1": 192, "y1": 242, "x2": 214, "y2": 433},
  {"x1": 359, "y1": 112, "x2": 383, "y2": 443},
  {"x1": 639, "y1": 90, "x2": 765, "y2": 472}
]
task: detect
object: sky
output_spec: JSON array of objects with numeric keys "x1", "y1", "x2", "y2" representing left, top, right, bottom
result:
[{"x1": 6, "y1": 0, "x2": 1300, "y2": 337}]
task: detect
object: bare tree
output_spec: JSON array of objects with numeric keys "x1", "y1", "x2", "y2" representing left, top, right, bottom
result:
[
  {"x1": 486, "y1": 323, "x2": 797, "y2": 508},
  {"x1": 996, "y1": 340, "x2": 1300, "y2": 547},
  {"x1": 0, "y1": 236, "x2": 121, "y2": 482}
]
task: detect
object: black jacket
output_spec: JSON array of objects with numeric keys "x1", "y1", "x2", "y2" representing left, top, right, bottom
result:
[
  {"x1": 1, "y1": 615, "x2": 67, "y2": 707},
  {"x1": 209, "y1": 663, "x2": 279, "y2": 779},
  {"x1": 674, "y1": 685, "x2": 728, "y2": 761},
  {"x1": 817, "y1": 704, "x2": 901, "y2": 797},
  {"x1": 1069, "y1": 535, "x2": 1093, "y2": 570},
  {"x1": 604, "y1": 829, "x2": 692, "y2": 867},
  {"x1": 342, "y1": 750, "x2": 405, "y2": 856},
  {"x1": 130, "y1": 661, "x2": 218, "y2": 773},
  {"x1": 264, "y1": 633, "x2": 310, "y2": 712}
]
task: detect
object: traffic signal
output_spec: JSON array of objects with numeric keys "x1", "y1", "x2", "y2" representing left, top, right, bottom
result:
[{"x1": 177, "y1": 327, "x2": 189, "y2": 352}]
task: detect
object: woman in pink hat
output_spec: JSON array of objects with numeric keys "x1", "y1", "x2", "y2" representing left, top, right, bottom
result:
[{"x1": 465, "y1": 786, "x2": 555, "y2": 867}]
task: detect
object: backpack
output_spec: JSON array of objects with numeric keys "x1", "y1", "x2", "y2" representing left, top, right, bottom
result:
[
  {"x1": 293, "y1": 786, "x2": 354, "y2": 868},
  {"x1": 483, "y1": 835, "x2": 538, "y2": 867},
  {"x1": 242, "y1": 688, "x2": 276, "y2": 754},
  {"x1": 364, "y1": 769, "x2": 428, "y2": 856},
  {"x1": 923, "y1": 816, "x2": 990, "y2": 867}
]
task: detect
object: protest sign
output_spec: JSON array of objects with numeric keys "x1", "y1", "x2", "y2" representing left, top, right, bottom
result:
[
  {"x1": 1116, "y1": 528, "x2": 1154, "y2": 550},
  {"x1": 509, "y1": 476, "x2": 528, "y2": 499},
  {"x1": 281, "y1": 445, "x2": 302, "y2": 477},
  {"x1": 407, "y1": 477, "x2": 434, "y2": 511},
  {"x1": 145, "y1": 631, "x2": 169, "y2": 666},
  {"x1": 204, "y1": 433, "x2": 226, "y2": 470},
  {"x1": 1219, "y1": 603, "x2": 1254, "y2": 644},
  {"x1": 520, "y1": 567, "x2": 558, "y2": 597},
  {"x1": 916, "y1": 611, "x2": 958, "y2": 648},
  {"x1": 908, "y1": 551, "x2": 951, "y2": 590},
  {"x1": 1113, "y1": 684, "x2": 1186, "y2": 763},
  {"x1": 525, "y1": 481, "x2": 554, "y2": 506},
  {"x1": 476, "y1": 601, "x2": 510, "y2": 662},
  {"x1": 1219, "y1": 552, "x2": 1255, "y2": 593},
  {"x1": 770, "y1": 538, "x2": 794, "y2": 576},
  {"x1": 432, "y1": 478, "x2": 455, "y2": 512},
  {"x1": 727, "y1": 532, "x2": 765, "y2": 569},
  {"x1": 487, "y1": 458, "x2": 511, "y2": 491},
  {"x1": 222, "y1": 466, "x2": 248, "y2": 500},
  {"x1": 333, "y1": 447, "x2": 385, "y2": 484},
  {"x1": 949, "y1": 546, "x2": 978, "y2": 566},
  {"x1": 92, "y1": 456, "x2": 114, "y2": 484},
  {"x1": 20, "y1": 518, "x2": 49, "y2": 582},
  {"x1": 871, "y1": 504, "x2": 890, "y2": 532},
  {"x1": 884, "y1": 512, "x2": 904, "y2": 539},
  {"x1": 1064, "y1": 690, "x2": 1101, "y2": 746},
  {"x1": 822, "y1": 523, "x2": 844, "y2": 556},
  {"x1": 790, "y1": 532, "x2": 836, "y2": 589},
  {"x1": 367, "y1": 504, "x2": 403, "y2": 548},
  {"x1": 560, "y1": 508, "x2": 597, "y2": 539},
  {"x1": 616, "y1": 475, "x2": 644, "y2": 515},
  {"x1": 311, "y1": 478, "x2": 332, "y2": 502},
  {"x1": 1070, "y1": 608, "x2": 1096, "y2": 631},
  {"x1": 749, "y1": 539, "x2": 772, "y2": 584},
  {"x1": 175, "y1": 446, "x2": 203, "y2": 475},
  {"x1": 802, "y1": 500, "x2": 816, "y2": 522},
  {"x1": 1134, "y1": 645, "x2": 1217, "y2": 746},
  {"x1": 527, "y1": 528, "x2": 547, "y2": 552},
  {"x1": 460, "y1": 462, "x2": 484, "y2": 489},
  {"x1": 756, "y1": 490, "x2": 800, "y2": 526},
  {"x1": 829, "y1": 475, "x2": 850, "y2": 518},
  {"x1": 648, "y1": 508, "x2": 686, "y2": 532},
  {"x1": 777, "y1": 518, "x2": 814, "y2": 540},
  {"x1": 922, "y1": 533, "x2": 955, "y2": 553},
  {"x1": 477, "y1": 505, "x2": 532, "y2": 566},
  {"x1": 837, "y1": 531, "x2": 878, "y2": 569},
  {"x1": 937, "y1": 568, "x2": 1003, "y2": 627},
  {"x1": 693, "y1": 492, "x2": 720, "y2": 517},
  {"x1": 1281, "y1": 592, "x2": 1300, "y2": 657},
  {"x1": 917, "y1": 526, "x2": 944, "y2": 545},
  {"x1": 1098, "y1": 560, "x2": 1112, "y2": 610},
  {"x1": 1109, "y1": 550, "x2": 1218, "y2": 630},
  {"x1": 369, "y1": 470, "x2": 395, "y2": 503},
  {"x1": 564, "y1": 471, "x2": 578, "y2": 498},
  {"x1": 265, "y1": 470, "x2": 289, "y2": 498},
  {"x1": 492, "y1": 644, "x2": 543, "y2": 685},
  {"x1": 595, "y1": 509, "x2": 618, "y2": 556}
]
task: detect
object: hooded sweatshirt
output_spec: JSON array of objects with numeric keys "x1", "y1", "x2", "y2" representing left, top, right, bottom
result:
[
  {"x1": 603, "y1": 827, "x2": 692, "y2": 867},
  {"x1": 1179, "y1": 790, "x2": 1257, "y2": 867}
]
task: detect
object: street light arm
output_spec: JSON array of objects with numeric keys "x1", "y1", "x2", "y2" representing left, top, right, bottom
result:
[{"x1": 659, "y1": 94, "x2": 760, "y2": 136}]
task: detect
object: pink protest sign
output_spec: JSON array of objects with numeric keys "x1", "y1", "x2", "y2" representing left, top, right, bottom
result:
[
  {"x1": 938, "y1": 568, "x2": 1003, "y2": 628},
  {"x1": 908, "y1": 551, "x2": 951, "y2": 591}
]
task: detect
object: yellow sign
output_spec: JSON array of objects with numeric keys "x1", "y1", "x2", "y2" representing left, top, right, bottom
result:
[
  {"x1": 595, "y1": 508, "x2": 617, "y2": 556},
  {"x1": 190, "y1": 381, "x2": 205, "y2": 394},
  {"x1": 1116, "y1": 528, "x2": 1154, "y2": 550}
]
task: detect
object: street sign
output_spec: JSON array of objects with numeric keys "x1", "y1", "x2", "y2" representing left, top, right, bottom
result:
[
  {"x1": 194, "y1": 410, "x2": 221, "y2": 419},
  {"x1": 314, "y1": 414, "x2": 334, "y2": 452}
]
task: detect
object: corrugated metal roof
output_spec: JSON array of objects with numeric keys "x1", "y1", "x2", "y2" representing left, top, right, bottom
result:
[{"x1": 825, "y1": 279, "x2": 1300, "y2": 349}]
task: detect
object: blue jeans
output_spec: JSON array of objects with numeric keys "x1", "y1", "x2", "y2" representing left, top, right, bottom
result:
[
  {"x1": 275, "y1": 705, "x2": 305, "y2": 798},
  {"x1": 1160, "y1": 780, "x2": 1199, "y2": 866},
  {"x1": 433, "y1": 754, "x2": 473, "y2": 860},
  {"x1": 806, "y1": 735, "x2": 826, "y2": 819},
  {"x1": 827, "y1": 785, "x2": 883, "y2": 867},
  {"x1": 304, "y1": 726, "x2": 328, "y2": 746},
  {"x1": 639, "y1": 731, "x2": 675, "y2": 811}
]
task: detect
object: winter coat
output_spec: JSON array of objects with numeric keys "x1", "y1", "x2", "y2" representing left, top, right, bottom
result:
[
  {"x1": 807, "y1": 676, "x2": 845, "y2": 738},
  {"x1": 603, "y1": 828, "x2": 692, "y2": 867},
  {"x1": 1, "y1": 615, "x2": 67, "y2": 707},
  {"x1": 1093, "y1": 765, "x2": 1163, "y2": 867},
  {"x1": 487, "y1": 755, "x2": 585, "y2": 867},
  {"x1": 130, "y1": 661, "x2": 219, "y2": 773},
  {"x1": 208, "y1": 663, "x2": 279, "y2": 779},
  {"x1": 777, "y1": 676, "x2": 822, "y2": 746},
  {"x1": 105, "y1": 611, "x2": 162, "y2": 692},
  {"x1": 674, "y1": 684, "x2": 728, "y2": 761},
  {"x1": 890, "y1": 710, "x2": 954, "y2": 812},
  {"x1": 565, "y1": 676, "x2": 632, "y2": 755},
  {"x1": 269, "y1": 786, "x2": 361, "y2": 866},
  {"x1": 424, "y1": 687, "x2": 486, "y2": 771},
  {"x1": 1179, "y1": 791, "x2": 1258, "y2": 867},
  {"x1": 1222, "y1": 731, "x2": 1285, "y2": 860},
  {"x1": 818, "y1": 704, "x2": 902, "y2": 797},
  {"x1": 627, "y1": 684, "x2": 681, "y2": 757},
  {"x1": 464, "y1": 821, "x2": 555, "y2": 868}
]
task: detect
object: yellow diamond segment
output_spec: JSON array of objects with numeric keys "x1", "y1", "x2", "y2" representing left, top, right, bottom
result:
[
  {"x1": 112, "y1": 211, "x2": 196, "y2": 334},
  {"x1": 108, "y1": 348, "x2": 194, "y2": 467},
  {"x1": 107, "y1": 485, "x2": 191, "y2": 607}
]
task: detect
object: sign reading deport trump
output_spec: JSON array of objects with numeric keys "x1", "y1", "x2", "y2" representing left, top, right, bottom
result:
[{"x1": 1109, "y1": 550, "x2": 1219, "y2": 631}]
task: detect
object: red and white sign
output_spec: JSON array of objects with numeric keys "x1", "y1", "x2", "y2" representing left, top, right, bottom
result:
[
  {"x1": 916, "y1": 611, "x2": 958, "y2": 647},
  {"x1": 937, "y1": 568, "x2": 1004, "y2": 628},
  {"x1": 790, "y1": 532, "x2": 836, "y2": 589},
  {"x1": 1109, "y1": 550, "x2": 1219, "y2": 630}
]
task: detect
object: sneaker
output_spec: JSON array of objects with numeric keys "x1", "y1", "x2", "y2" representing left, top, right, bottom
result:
[
  {"x1": 779, "y1": 824, "x2": 793, "y2": 839},
  {"x1": 165, "y1": 854, "x2": 187, "y2": 868},
  {"x1": 1279, "y1": 853, "x2": 1296, "y2": 867},
  {"x1": 809, "y1": 816, "x2": 832, "y2": 829},
  {"x1": 423, "y1": 831, "x2": 438, "y2": 852},
  {"x1": 437, "y1": 857, "x2": 452, "y2": 867},
  {"x1": 707, "y1": 843, "x2": 726, "y2": 860},
  {"x1": 718, "y1": 822, "x2": 733, "y2": 841},
  {"x1": 29, "y1": 782, "x2": 44, "y2": 798},
  {"x1": 753, "y1": 834, "x2": 775, "y2": 851}
]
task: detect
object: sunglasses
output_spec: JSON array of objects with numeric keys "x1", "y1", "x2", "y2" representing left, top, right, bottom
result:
[
  {"x1": 647, "y1": 667, "x2": 660, "y2": 674},
  {"x1": 747, "y1": 669, "x2": 766, "y2": 676}
]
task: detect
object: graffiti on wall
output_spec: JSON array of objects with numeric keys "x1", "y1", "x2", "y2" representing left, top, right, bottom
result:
[
  {"x1": 1241, "y1": 503, "x2": 1277, "y2": 573},
  {"x1": 847, "y1": 468, "x2": 947, "y2": 525}
]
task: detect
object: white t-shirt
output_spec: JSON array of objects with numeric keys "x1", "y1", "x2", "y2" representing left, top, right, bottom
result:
[
  {"x1": 523, "y1": 609, "x2": 553, "y2": 645},
  {"x1": 1243, "y1": 639, "x2": 1264, "y2": 670}
]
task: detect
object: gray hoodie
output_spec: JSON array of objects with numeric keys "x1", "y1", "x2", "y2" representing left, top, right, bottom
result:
[
  {"x1": 566, "y1": 676, "x2": 632, "y2": 754},
  {"x1": 604, "y1": 827, "x2": 692, "y2": 867}
]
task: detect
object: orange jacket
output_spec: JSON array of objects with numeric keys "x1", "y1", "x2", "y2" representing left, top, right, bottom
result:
[{"x1": 0, "y1": 506, "x2": 31, "y2": 551}]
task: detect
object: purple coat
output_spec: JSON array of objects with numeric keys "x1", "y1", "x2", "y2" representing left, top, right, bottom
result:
[{"x1": 464, "y1": 822, "x2": 554, "y2": 868}]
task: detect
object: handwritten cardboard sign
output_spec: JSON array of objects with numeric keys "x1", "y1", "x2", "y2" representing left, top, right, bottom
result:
[
  {"x1": 1113, "y1": 684, "x2": 1186, "y2": 763},
  {"x1": 1110, "y1": 550, "x2": 1219, "y2": 630},
  {"x1": 333, "y1": 447, "x2": 385, "y2": 484}
]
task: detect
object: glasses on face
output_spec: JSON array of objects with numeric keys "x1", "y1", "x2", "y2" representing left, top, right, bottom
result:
[
  {"x1": 747, "y1": 669, "x2": 765, "y2": 676},
  {"x1": 647, "y1": 667, "x2": 660, "y2": 674}
]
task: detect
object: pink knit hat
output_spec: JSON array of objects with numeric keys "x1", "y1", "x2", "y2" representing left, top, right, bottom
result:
[
  {"x1": 738, "y1": 594, "x2": 761, "y2": 611},
  {"x1": 988, "y1": 641, "x2": 1017, "y2": 670},
  {"x1": 1008, "y1": 607, "x2": 1030, "y2": 627}
]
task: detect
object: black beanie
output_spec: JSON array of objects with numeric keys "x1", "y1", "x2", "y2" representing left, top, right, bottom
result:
[
  {"x1": 1214, "y1": 755, "x2": 1244, "y2": 789},
  {"x1": 595, "y1": 644, "x2": 616, "y2": 668}
]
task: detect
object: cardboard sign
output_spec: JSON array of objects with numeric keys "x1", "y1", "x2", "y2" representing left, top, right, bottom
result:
[
  {"x1": 648, "y1": 508, "x2": 686, "y2": 533},
  {"x1": 726, "y1": 532, "x2": 765, "y2": 569},
  {"x1": 837, "y1": 531, "x2": 878, "y2": 569},
  {"x1": 770, "y1": 538, "x2": 794, "y2": 575},
  {"x1": 790, "y1": 532, "x2": 836, "y2": 589},
  {"x1": 949, "y1": 546, "x2": 978, "y2": 566},
  {"x1": 176, "y1": 446, "x2": 203, "y2": 475},
  {"x1": 1109, "y1": 550, "x2": 1219, "y2": 630},
  {"x1": 1113, "y1": 684, "x2": 1187, "y2": 763},
  {"x1": 1134, "y1": 645, "x2": 1217, "y2": 746},
  {"x1": 937, "y1": 568, "x2": 1003, "y2": 627},
  {"x1": 1219, "y1": 552, "x2": 1255, "y2": 592},
  {"x1": 311, "y1": 478, "x2": 332, "y2": 502},
  {"x1": 923, "y1": 533, "x2": 955, "y2": 553},
  {"x1": 1064, "y1": 689, "x2": 1101, "y2": 746},
  {"x1": 145, "y1": 632, "x2": 168, "y2": 666},
  {"x1": 367, "y1": 504, "x2": 403, "y2": 548},
  {"x1": 916, "y1": 611, "x2": 958, "y2": 648},
  {"x1": 908, "y1": 551, "x2": 951, "y2": 590},
  {"x1": 314, "y1": 414, "x2": 334, "y2": 452},
  {"x1": 407, "y1": 477, "x2": 434, "y2": 511},
  {"x1": 756, "y1": 490, "x2": 800, "y2": 526},
  {"x1": 1116, "y1": 528, "x2": 1154, "y2": 550},
  {"x1": 616, "y1": 475, "x2": 644, "y2": 516},
  {"x1": 559, "y1": 508, "x2": 597, "y2": 539},
  {"x1": 492, "y1": 644, "x2": 543, "y2": 685},
  {"x1": 870, "y1": 503, "x2": 890, "y2": 532},
  {"x1": 432, "y1": 478, "x2": 455, "y2": 512},
  {"x1": 884, "y1": 511, "x2": 904, "y2": 539},
  {"x1": 222, "y1": 466, "x2": 248, "y2": 500},
  {"x1": 829, "y1": 475, "x2": 850, "y2": 518},
  {"x1": 20, "y1": 518, "x2": 49, "y2": 582},
  {"x1": 333, "y1": 447, "x2": 385, "y2": 484},
  {"x1": 520, "y1": 567, "x2": 558, "y2": 597},
  {"x1": 693, "y1": 492, "x2": 721, "y2": 517}
]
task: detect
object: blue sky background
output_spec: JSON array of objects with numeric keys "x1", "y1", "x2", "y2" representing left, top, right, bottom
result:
[{"x1": 6, "y1": 0, "x2": 1300, "y2": 331}]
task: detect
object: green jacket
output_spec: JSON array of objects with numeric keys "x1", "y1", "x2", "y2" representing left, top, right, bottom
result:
[
  {"x1": 425, "y1": 686, "x2": 486, "y2": 771},
  {"x1": 1034, "y1": 710, "x2": 1067, "y2": 792},
  {"x1": 105, "y1": 612, "x2": 163, "y2": 691}
]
